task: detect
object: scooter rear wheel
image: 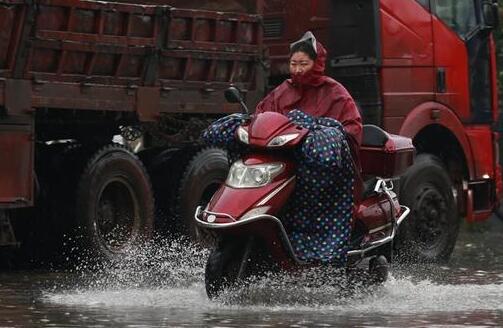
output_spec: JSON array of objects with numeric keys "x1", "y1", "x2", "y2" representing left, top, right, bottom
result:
[{"x1": 369, "y1": 255, "x2": 389, "y2": 284}]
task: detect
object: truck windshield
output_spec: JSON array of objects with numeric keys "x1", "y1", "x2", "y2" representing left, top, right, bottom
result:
[{"x1": 433, "y1": 0, "x2": 478, "y2": 37}]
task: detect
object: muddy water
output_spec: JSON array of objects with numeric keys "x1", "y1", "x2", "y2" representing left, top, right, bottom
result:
[{"x1": 1, "y1": 218, "x2": 503, "y2": 327}]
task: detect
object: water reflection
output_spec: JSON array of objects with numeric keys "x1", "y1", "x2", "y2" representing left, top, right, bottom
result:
[{"x1": 0, "y1": 218, "x2": 502, "y2": 327}]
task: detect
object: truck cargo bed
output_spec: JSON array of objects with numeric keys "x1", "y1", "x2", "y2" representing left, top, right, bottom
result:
[{"x1": 0, "y1": 0, "x2": 263, "y2": 119}]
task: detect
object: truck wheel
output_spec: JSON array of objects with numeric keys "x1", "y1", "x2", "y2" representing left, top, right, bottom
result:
[
  {"x1": 177, "y1": 147, "x2": 229, "y2": 240},
  {"x1": 397, "y1": 154, "x2": 460, "y2": 263},
  {"x1": 75, "y1": 144, "x2": 154, "y2": 262}
]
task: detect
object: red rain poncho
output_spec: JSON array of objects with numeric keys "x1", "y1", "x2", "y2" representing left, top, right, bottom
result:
[{"x1": 255, "y1": 39, "x2": 363, "y2": 157}]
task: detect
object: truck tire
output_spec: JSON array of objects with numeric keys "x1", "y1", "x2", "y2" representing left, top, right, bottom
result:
[
  {"x1": 177, "y1": 147, "x2": 229, "y2": 240},
  {"x1": 75, "y1": 144, "x2": 154, "y2": 262},
  {"x1": 397, "y1": 153, "x2": 460, "y2": 263}
]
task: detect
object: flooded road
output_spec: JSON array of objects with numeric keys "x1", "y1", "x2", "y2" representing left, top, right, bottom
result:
[{"x1": 1, "y1": 218, "x2": 503, "y2": 327}]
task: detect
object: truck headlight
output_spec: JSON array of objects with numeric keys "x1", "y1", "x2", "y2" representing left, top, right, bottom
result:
[
  {"x1": 226, "y1": 160, "x2": 284, "y2": 188},
  {"x1": 237, "y1": 126, "x2": 249, "y2": 144}
]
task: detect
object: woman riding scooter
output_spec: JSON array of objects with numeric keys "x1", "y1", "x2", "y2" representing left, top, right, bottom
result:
[
  {"x1": 256, "y1": 31, "x2": 362, "y2": 159},
  {"x1": 202, "y1": 31, "x2": 362, "y2": 267}
]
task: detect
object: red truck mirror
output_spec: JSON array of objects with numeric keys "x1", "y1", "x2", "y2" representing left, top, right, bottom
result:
[{"x1": 482, "y1": 0, "x2": 499, "y2": 30}]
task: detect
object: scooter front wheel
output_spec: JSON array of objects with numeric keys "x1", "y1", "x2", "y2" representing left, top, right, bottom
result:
[{"x1": 205, "y1": 240, "x2": 246, "y2": 299}]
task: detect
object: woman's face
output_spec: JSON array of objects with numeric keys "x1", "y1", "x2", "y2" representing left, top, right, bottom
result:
[{"x1": 289, "y1": 51, "x2": 314, "y2": 76}]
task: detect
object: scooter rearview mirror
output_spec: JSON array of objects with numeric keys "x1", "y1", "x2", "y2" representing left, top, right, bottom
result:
[
  {"x1": 224, "y1": 87, "x2": 242, "y2": 103},
  {"x1": 224, "y1": 86, "x2": 250, "y2": 116}
]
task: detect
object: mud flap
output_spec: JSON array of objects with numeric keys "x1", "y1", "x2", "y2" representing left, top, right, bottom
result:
[
  {"x1": 0, "y1": 210, "x2": 17, "y2": 247},
  {"x1": 0, "y1": 123, "x2": 34, "y2": 208}
]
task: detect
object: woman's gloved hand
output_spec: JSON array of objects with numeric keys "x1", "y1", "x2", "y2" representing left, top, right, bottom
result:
[
  {"x1": 286, "y1": 109, "x2": 317, "y2": 131},
  {"x1": 201, "y1": 113, "x2": 246, "y2": 147},
  {"x1": 287, "y1": 109, "x2": 349, "y2": 169}
]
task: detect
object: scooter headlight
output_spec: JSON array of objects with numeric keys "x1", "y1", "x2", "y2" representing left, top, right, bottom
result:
[
  {"x1": 227, "y1": 160, "x2": 284, "y2": 188},
  {"x1": 237, "y1": 126, "x2": 249, "y2": 144},
  {"x1": 267, "y1": 133, "x2": 300, "y2": 147}
]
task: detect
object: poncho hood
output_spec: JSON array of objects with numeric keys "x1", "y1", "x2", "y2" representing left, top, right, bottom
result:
[{"x1": 289, "y1": 31, "x2": 328, "y2": 88}]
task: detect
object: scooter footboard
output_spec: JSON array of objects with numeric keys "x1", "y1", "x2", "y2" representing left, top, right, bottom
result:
[{"x1": 195, "y1": 207, "x2": 304, "y2": 268}]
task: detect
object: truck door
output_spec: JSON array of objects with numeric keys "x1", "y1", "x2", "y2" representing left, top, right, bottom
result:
[
  {"x1": 431, "y1": 0, "x2": 494, "y2": 123},
  {"x1": 432, "y1": 0, "x2": 499, "y2": 215},
  {"x1": 378, "y1": 0, "x2": 436, "y2": 133}
]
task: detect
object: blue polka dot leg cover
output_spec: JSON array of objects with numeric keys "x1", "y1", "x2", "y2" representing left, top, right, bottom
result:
[
  {"x1": 202, "y1": 110, "x2": 355, "y2": 267},
  {"x1": 285, "y1": 110, "x2": 354, "y2": 267}
]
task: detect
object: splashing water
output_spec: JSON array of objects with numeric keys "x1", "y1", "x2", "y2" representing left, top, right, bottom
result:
[
  {"x1": 59, "y1": 236, "x2": 210, "y2": 290},
  {"x1": 41, "y1": 236, "x2": 503, "y2": 317},
  {"x1": 0, "y1": 219, "x2": 494, "y2": 327}
]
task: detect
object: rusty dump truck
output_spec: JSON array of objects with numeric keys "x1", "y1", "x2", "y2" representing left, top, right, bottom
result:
[{"x1": 0, "y1": 0, "x2": 265, "y2": 262}]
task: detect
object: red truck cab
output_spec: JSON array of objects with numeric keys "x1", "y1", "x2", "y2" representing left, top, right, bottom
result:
[{"x1": 263, "y1": 0, "x2": 500, "y2": 262}]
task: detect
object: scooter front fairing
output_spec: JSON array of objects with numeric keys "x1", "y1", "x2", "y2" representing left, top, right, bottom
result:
[
  {"x1": 194, "y1": 149, "x2": 301, "y2": 270},
  {"x1": 203, "y1": 152, "x2": 297, "y2": 221}
]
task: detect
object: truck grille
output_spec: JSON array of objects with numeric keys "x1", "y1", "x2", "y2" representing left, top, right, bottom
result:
[{"x1": 263, "y1": 17, "x2": 284, "y2": 38}]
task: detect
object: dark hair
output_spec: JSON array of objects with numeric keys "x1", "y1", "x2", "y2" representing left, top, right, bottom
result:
[{"x1": 290, "y1": 41, "x2": 317, "y2": 60}]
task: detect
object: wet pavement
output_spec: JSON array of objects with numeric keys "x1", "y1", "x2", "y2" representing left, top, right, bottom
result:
[{"x1": 0, "y1": 218, "x2": 503, "y2": 327}]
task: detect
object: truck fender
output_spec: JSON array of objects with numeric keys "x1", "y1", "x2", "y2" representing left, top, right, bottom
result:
[{"x1": 399, "y1": 101, "x2": 474, "y2": 179}]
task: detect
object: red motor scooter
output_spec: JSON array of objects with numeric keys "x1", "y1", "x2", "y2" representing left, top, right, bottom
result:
[{"x1": 195, "y1": 87, "x2": 414, "y2": 298}]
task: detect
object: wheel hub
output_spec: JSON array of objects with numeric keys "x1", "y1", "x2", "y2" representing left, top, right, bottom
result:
[
  {"x1": 96, "y1": 179, "x2": 138, "y2": 251},
  {"x1": 413, "y1": 186, "x2": 448, "y2": 248}
]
